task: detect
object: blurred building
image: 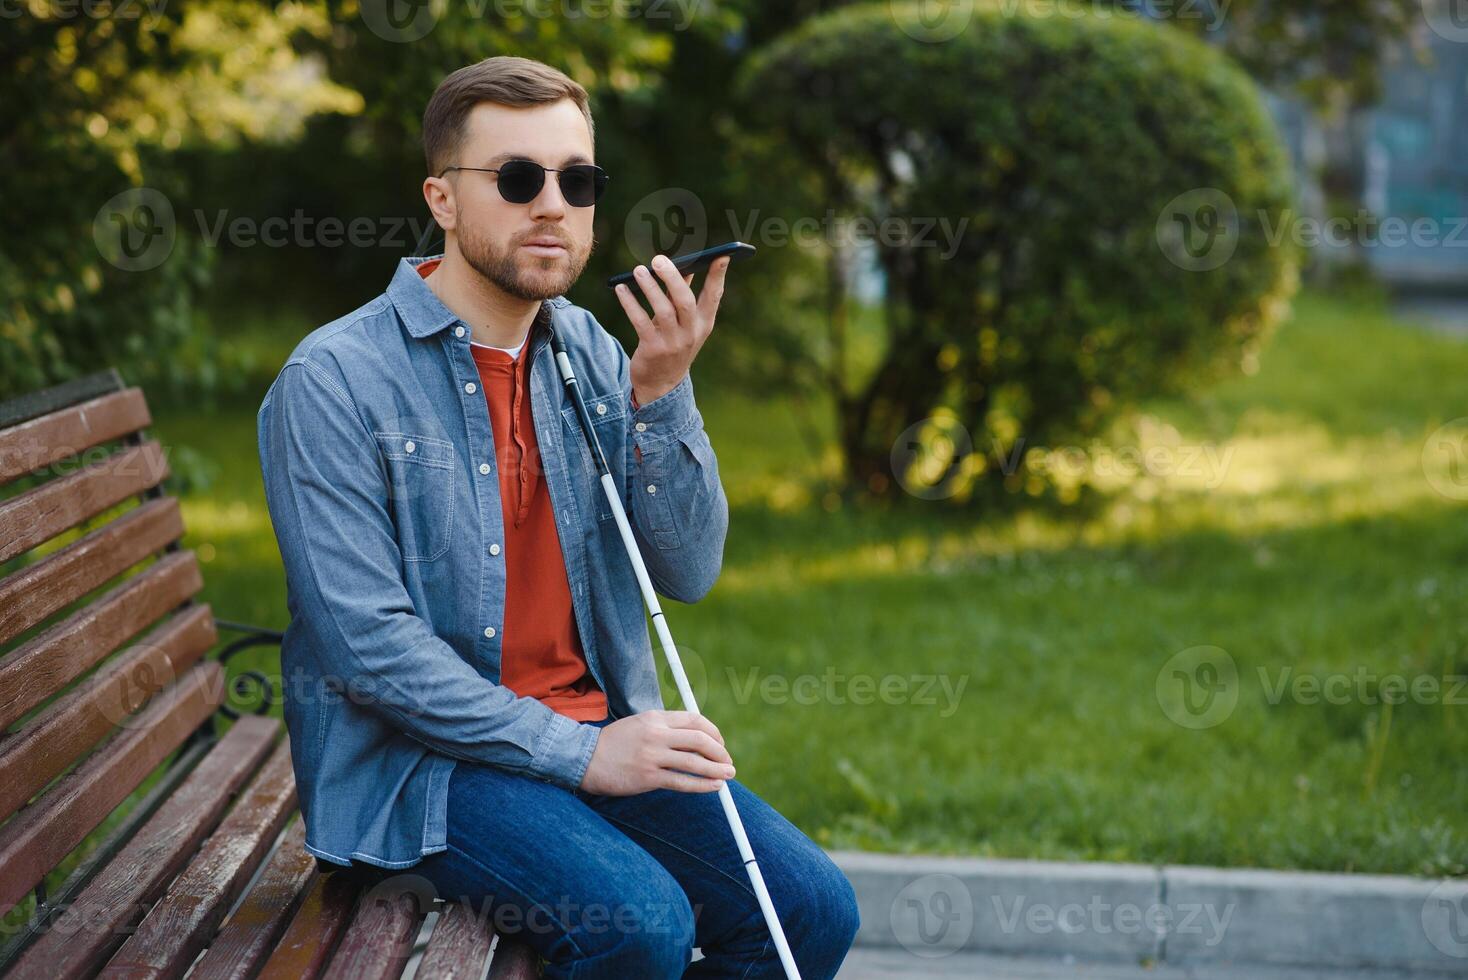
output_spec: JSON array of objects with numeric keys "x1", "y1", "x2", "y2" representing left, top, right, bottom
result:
[{"x1": 1266, "y1": 29, "x2": 1468, "y2": 290}]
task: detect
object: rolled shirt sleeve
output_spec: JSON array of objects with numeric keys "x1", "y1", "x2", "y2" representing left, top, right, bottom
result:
[{"x1": 611, "y1": 340, "x2": 729, "y2": 603}]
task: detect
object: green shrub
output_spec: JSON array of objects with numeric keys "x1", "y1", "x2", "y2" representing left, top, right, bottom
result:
[{"x1": 736, "y1": 0, "x2": 1299, "y2": 501}]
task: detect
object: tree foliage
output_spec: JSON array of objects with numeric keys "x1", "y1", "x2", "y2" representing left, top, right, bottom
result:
[{"x1": 0, "y1": 0, "x2": 358, "y2": 394}]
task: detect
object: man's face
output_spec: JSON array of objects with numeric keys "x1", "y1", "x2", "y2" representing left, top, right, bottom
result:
[{"x1": 443, "y1": 99, "x2": 597, "y2": 301}]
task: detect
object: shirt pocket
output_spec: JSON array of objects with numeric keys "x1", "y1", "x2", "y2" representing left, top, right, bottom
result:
[
  {"x1": 373, "y1": 430, "x2": 456, "y2": 562},
  {"x1": 561, "y1": 390, "x2": 626, "y2": 523}
]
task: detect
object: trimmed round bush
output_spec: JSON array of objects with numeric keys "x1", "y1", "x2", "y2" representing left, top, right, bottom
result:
[{"x1": 736, "y1": 1, "x2": 1299, "y2": 499}]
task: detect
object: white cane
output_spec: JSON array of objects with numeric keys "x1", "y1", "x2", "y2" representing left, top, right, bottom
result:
[{"x1": 551, "y1": 329, "x2": 803, "y2": 980}]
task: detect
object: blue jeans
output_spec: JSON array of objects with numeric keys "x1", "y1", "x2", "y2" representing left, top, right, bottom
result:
[{"x1": 396, "y1": 715, "x2": 859, "y2": 978}]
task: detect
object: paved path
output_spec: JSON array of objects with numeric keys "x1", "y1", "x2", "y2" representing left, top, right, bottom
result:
[
  {"x1": 837, "y1": 946, "x2": 1459, "y2": 979},
  {"x1": 1393, "y1": 295, "x2": 1468, "y2": 337}
]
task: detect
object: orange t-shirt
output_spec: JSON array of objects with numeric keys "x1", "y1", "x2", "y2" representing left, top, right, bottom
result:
[{"x1": 417, "y1": 260, "x2": 608, "y2": 722}]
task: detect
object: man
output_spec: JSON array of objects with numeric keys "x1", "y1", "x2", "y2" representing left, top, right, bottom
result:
[{"x1": 257, "y1": 55, "x2": 858, "y2": 979}]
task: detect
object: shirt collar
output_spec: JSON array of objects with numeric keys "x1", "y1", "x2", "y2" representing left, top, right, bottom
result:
[
  {"x1": 388, "y1": 254, "x2": 557, "y2": 355},
  {"x1": 388, "y1": 254, "x2": 458, "y2": 338}
]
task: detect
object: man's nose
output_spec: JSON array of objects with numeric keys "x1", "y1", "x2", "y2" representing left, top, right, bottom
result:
[{"x1": 529, "y1": 173, "x2": 569, "y2": 219}]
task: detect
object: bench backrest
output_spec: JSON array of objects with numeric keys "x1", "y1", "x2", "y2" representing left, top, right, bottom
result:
[{"x1": 0, "y1": 369, "x2": 224, "y2": 923}]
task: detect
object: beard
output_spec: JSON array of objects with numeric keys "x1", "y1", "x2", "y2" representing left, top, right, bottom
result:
[{"x1": 457, "y1": 214, "x2": 593, "y2": 302}]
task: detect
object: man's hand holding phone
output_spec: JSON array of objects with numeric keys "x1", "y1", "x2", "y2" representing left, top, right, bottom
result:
[{"x1": 615, "y1": 253, "x2": 732, "y2": 407}]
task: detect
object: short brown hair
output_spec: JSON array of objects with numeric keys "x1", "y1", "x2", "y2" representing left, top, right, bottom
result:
[{"x1": 422, "y1": 56, "x2": 594, "y2": 178}]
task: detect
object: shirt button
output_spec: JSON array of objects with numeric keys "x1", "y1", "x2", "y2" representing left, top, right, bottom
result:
[
  {"x1": 464, "y1": 382, "x2": 477, "y2": 394},
  {"x1": 596, "y1": 402, "x2": 607, "y2": 415},
  {"x1": 647, "y1": 484, "x2": 657, "y2": 494},
  {"x1": 489, "y1": 543, "x2": 501, "y2": 556},
  {"x1": 455, "y1": 326, "x2": 465, "y2": 338},
  {"x1": 484, "y1": 626, "x2": 496, "y2": 639},
  {"x1": 404, "y1": 440, "x2": 415, "y2": 453},
  {"x1": 479, "y1": 463, "x2": 491, "y2": 475},
  {"x1": 634, "y1": 421, "x2": 647, "y2": 432}
]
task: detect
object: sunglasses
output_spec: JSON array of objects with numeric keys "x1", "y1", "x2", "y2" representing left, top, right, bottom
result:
[{"x1": 439, "y1": 159, "x2": 610, "y2": 208}]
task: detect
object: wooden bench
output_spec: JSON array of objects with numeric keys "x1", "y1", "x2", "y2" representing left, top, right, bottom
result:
[{"x1": 0, "y1": 370, "x2": 540, "y2": 979}]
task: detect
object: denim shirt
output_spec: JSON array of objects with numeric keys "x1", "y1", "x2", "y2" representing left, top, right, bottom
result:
[{"x1": 256, "y1": 254, "x2": 728, "y2": 869}]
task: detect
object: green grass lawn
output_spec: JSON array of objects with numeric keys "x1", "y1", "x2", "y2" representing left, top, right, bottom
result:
[{"x1": 156, "y1": 288, "x2": 1468, "y2": 877}]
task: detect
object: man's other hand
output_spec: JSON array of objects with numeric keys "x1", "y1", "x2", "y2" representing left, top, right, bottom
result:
[{"x1": 579, "y1": 709, "x2": 736, "y2": 795}]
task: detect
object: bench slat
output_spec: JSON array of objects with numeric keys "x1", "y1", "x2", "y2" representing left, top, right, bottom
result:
[
  {"x1": 321, "y1": 875, "x2": 428, "y2": 980},
  {"x1": 0, "y1": 659, "x2": 225, "y2": 916},
  {"x1": 0, "y1": 388, "x2": 152, "y2": 485},
  {"x1": 0, "y1": 439, "x2": 169, "y2": 565},
  {"x1": 418, "y1": 899, "x2": 497, "y2": 980},
  {"x1": 0, "y1": 496, "x2": 183, "y2": 647},
  {"x1": 0, "y1": 604, "x2": 216, "y2": 823},
  {"x1": 101, "y1": 736, "x2": 298, "y2": 979},
  {"x1": 6, "y1": 714, "x2": 281, "y2": 980},
  {"x1": 189, "y1": 816, "x2": 316, "y2": 980},
  {"x1": 255, "y1": 867, "x2": 363, "y2": 980},
  {"x1": 0, "y1": 370, "x2": 123, "y2": 431},
  {"x1": 0, "y1": 550, "x2": 203, "y2": 731}
]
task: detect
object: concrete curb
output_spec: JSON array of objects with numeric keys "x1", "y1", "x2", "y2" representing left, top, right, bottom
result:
[{"x1": 826, "y1": 850, "x2": 1468, "y2": 974}]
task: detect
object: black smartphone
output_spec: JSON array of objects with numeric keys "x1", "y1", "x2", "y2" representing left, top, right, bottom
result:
[{"x1": 607, "y1": 241, "x2": 756, "y2": 289}]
